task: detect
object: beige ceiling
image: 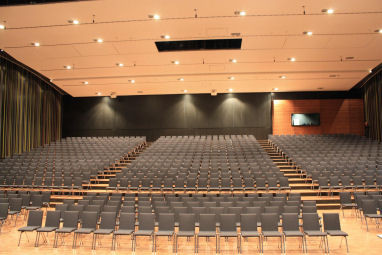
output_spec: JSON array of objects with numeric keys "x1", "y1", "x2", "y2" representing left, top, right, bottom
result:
[{"x1": 0, "y1": 0, "x2": 381, "y2": 97}]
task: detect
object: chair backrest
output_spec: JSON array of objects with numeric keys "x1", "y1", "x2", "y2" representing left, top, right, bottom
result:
[
  {"x1": 261, "y1": 213, "x2": 279, "y2": 231},
  {"x1": 302, "y1": 213, "x2": 321, "y2": 231},
  {"x1": 27, "y1": 210, "x2": 43, "y2": 227},
  {"x1": 220, "y1": 214, "x2": 236, "y2": 232},
  {"x1": 44, "y1": 211, "x2": 61, "y2": 228},
  {"x1": 62, "y1": 211, "x2": 79, "y2": 228},
  {"x1": 361, "y1": 200, "x2": 378, "y2": 214},
  {"x1": 339, "y1": 192, "x2": 352, "y2": 204},
  {"x1": 199, "y1": 214, "x2": 216, "y2": 232},
  {"x1": 323, "y1": 213, "x2": 342, "y2": 231},
  {"x1": 9, "y1": 198, "x2": 22, "y2": 212},
  {"x1": 158, "y1": 213, "x2": 175, "y2": 231},
  {"x1": 302, "y1": 206, "x2": 317, "y2": 214},
  {"x1": 178, "y1": 213, "x2": 195, "y2": 232},
  {"x1": 81, "y1": 211, "x2": 98, "y2": 229},
  {"x1": 99, "y1": 211, "x2": 117, "y2": 230},
  {"x1": 240, "y1": 213, "x2": 258, "y2": 232},
  {"x1": 118, "y1": 212, "x2": 135, "y2": 231},
  {"x1": 137, "y1": 213, "x2": 155, "y2": 231},
  {"x1": 282, "y1": 213, "x2": 300, "y2": 231},
  {"x1": 0, "y1": 203, "x2": 9, "y2": 218}
]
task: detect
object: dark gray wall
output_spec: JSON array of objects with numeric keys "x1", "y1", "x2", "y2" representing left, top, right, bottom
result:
[{"x1": 63, "y1": 93, "x2": 272, "y2": 141}]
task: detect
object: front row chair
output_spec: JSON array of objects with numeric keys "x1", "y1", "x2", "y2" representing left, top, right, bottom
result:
[
  {"x1": 361, "y1": 200, "x2": 382, "y2": 231},
  {"x1": 239, "y1": 213, "x2": 261, "y2": 253},
  {"x1": 35, "y1": 211, "x2": 60, "y2": 247},
  {"x1": 261, "y1": 213, "x2": 284, "y2": 253},
  {"x1": 18, "y1": 210, "x2": 43, "y2": 246},
  {"x1": 73, "y1": 211, "x2": 98, "y2": 249},
  {"x1": 154, "y1": 213, "x2": 175, "y2": 253},
  {"x1": 133, "y1": 213, "x2": 155, "y2": 253},
  {"x1": 0, "y1": 203, "x2": 9, "y2": 232},
  {"x1": 176, "y1": 213, "x2": 196, "y2": 254},
  {"x1": 112, "y1": 212, "x2": 135, "y2": 251},
  {"x1": 302, "y1": 213, "x2": 329, "y2": 253},
  {"x1": 92, "y1": 212, "x2": 116, "y2": 250},
  {"x1": 197, "y1": 214, "x2": 217, "y2": 254},
  {"x1": 323, "y1": 213, "x2": 349, "y2": 253},
  {"x1": 219, "y1": 214, "x2": 239, "y2": 253},
  {"x1": 282, "y1": 213, "x2": 305, "y2": 253}
]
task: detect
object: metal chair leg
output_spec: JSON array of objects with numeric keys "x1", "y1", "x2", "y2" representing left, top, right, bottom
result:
[{"x1": 18, "y1": 231, "x2": 23, "y2": 246}]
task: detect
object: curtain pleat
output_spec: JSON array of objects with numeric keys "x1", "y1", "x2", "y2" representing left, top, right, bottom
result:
[
  {"x1": 363, "y1": 72, "x2": 382, "y2": 142},
  {"x1": 0, "y1": 57, "x2": 62, "y2": 158}
]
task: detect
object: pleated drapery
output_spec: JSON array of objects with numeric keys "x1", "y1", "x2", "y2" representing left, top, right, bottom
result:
[{"x1": 363, "y1": 72, "x2": 382, "y2": 142}]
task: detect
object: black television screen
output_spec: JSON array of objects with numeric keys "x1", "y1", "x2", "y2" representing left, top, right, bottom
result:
[{"x1": 291, "y1": 113, "x2": 320, "y2": 126}]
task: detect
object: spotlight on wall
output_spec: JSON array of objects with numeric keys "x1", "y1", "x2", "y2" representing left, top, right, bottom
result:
[
  {"x1": 0, "y1": 24, "x2": 5, "y2": 30},
  {"x1": 96, "y1": 92, "x2": 102, "y2": 96},
  {"x1": 94, "y1": 38, "x2": 103, "y2": 43},
  {"x1": 148, "y1": 14, "x2": 160, "y2": 20},
  {"x1": 161, "y1": 35, "x2": 171, "y2": 39},
  {"x1": 229, "y1": 59, "x2": 237, "y2": 63},
  {"x1": 116, "y1": 63, "x2": 124, "y2": 67},
  {"x1": 288, "y1": 57, "x2": 296, "y2": 62},
  {"x1": 234, "y1": 11, "x2": 246, "y2": 16},
  {"x1": 83, "y1": 81, "x2": 89, "y2": 85},
  {"x1": 303, "y1": 31, "x2": 313, "y2": 36},
  {"x1": 32, "y1": 42, "x2": 40, "y2": 47},
  {"x1": 211, "y1": 89, "x2": 218, "y2": 96},
  {"x1": 68, "y1": 19, "x2": 79, "y2": 24},
  {"x1": 322, "y1": 8, "x2": 334, "y2": 14},
  {"x1": 64, "y1": 65, "x2": 72, "y2": 69}
]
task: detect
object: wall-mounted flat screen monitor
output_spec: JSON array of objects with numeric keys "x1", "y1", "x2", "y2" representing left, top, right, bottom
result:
[{"x1": 291, "y1": 113, "x2": 320, "y2": 126}]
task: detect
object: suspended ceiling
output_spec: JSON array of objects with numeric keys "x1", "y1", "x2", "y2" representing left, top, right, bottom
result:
[{"x1": 0, "y1": 0, "x2": 381, "y2": 97}]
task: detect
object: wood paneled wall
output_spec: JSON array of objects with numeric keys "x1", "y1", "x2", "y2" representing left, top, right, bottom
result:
[{"x1": 272, "y1": 99, "x2": 364, "y2": 135}]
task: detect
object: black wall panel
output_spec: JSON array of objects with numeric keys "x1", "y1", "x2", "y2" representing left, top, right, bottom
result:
[{"x1": 63, "y1": 93, "x2": 272, "y2": 141}]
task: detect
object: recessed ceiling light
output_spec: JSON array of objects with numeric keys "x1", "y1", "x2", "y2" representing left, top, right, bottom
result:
[
  {"x1": 83, "y1": 81, "x2": 89, "y2": 85},
  {"x1": 49, "y1": 79, "x2": 53, "y2": 82},
  {"x1": 228, "y1": 76, "x2": 235, "y2": 80},
  {"x1": 183, "y1": 89, "x2": 188, "y2": 93},
  {"x1": 32, "y1": 42, "x2": 40, "y2": 47},
  {"x1": 116, "y1": 63, "x2": 124, "y2": 67},
  {"x1": 369, "y1": 69, "x2": 373, "y2": 73},
  {"x1": 178, "y1": 78, "x2": 184, "y2": 81},
  {"x1": 322, "y1": 8, "x2": 334, "y2": 14},
  {"x1": 303, "y1": 31, "x2": 313, "y2": 36},
  {"x1": 288, "y1": 57, "x2": 296, "y2": 62},
  {"x1": 234, "y1": 11, "x2": 246, "y2": 16},
  {"x1": 0, "y1": 24, "x2": 5, "y2": 30},
  {"x1": 94, "y1": 38, "x2": 103, "y2": 43},
  {"x1": 64, "y1": 65, "x2": 72, "y2": 69},
  {"x1": 148, "y1": 14, "x2": 160, "y2": 20},
  {"x1": 231, "y1": 32, "x2": 241, "y2": 37},
  {"x1": 129, "y1": 80, "x2": 135, "y2": 84},
  {"x1": 96, "y1": 92, "x2": 102, "y2": 96},
  {"x1": 161, "y1": 35, "x2": 171, "y2": 39},
  {"x1": 279, "y1": 75, "x2": 287, "y2": 79},
  {"x1": 172, "y1": 60, "x2": 180, "y2": 65},
  {"x1": 229, "y1": 59, "x2": 237, "y2": 63},
  {"x1": 68, "y1": 19, "x2": 79, "y2": 24},
  {"x1": 273, "y1": 88, "x2": 279, "y2": 91},
  {"x1": 228, "y1": 88, "x2": 233, "y2": 92},
  {"x1": 374, "y1": 29, "x2": 382, "y2": 33}
]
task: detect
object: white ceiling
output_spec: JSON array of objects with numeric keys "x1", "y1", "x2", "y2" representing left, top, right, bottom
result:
[{"x1": 0, "y1": 0, "x2": 381, "y2": 97}]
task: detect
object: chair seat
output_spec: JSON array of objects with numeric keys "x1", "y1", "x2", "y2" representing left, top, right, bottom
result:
[
  {"x1": 25, "y1": 206, "x2": 41, "y2": 210},
  {"x1": 262, "y1": 231, "x2": 282, "y2": 237},
  {"x1": 114, "y1": 229, "x2": 134, "y2": 235},
  {"x1": 75, "y1": 228, "x2": 95, "y2": 234},
  {"x1": 155, "y1": 230, "x2": 174, "y2": 236},
  {"x1": 177, "y1": 231, "x2": 195, "y2": 237},
  {"x1": 304, "y1": 231, "x2": 327, "y2": 236},
  {"x1": 134, "y1": 230, "x2": 153, "y2": 236},
  {"x1": 37, "y1": 227, "x2": 57, "y2": 232},
  {"x1": 241, "y1": 231, "x2": 260, "y2": 237},
  {"x1": 56, "y1": 227, "x2": 76, "y2": 233},
  {"x1": 342, "y1": 203, "x2": 356, "y2": 207},
  {"x1": 219, "y1": 231, "x2": 238, "y2": 237},
  {"x1": 18, "y1": 226, "x2": 39, "y2": 232},
  {"x1": 283, "y1": 231, "x2": 303, "y2": 237},
  {"x1": 327, "y1": 230, "x2": 348, "y2": 236},
  {"x1": 94, "y1": 229, "x2": 114, "y2": 235},
  {"x1": 198, "y1": 231, "x2": 216, "y2": 237},
  {"x1": 9, "y1": 211, "x2": 20, "y2": 215},
  {"x1": 365, "y1": 214, "x2": 382, "y2": 218}
]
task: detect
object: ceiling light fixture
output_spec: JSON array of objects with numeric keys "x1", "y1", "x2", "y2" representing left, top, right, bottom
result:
[
  {"x1": 279, "y1": 75, "x2": 287, "y2": 79},
  {"x1": 83, "y1": 81, "x2": 89, "y2": 85},
  {"x1": 288, "y1": 57, "x2": 296, "y2": 62},
  {"x1": 178, "y1": 78, "x2": 184, "y2": 81},
  {"x1": 172, "y1": 60, "x2": 180, "y2": 65},
  {"x1": 322, "y1": 8, "x2": 334, "y2": 14},
  {"x1": 369, "y1": 69, "x2": 373, "y2": 73},
  {"x1": 273, "y1": 88, "x2": 279, "y2": 91},
  {"x1": 161, "y1": 35, "x2": 171, "y2": 39},
  {"x1": 129, "y1": 80, "x2": 135, "y2": 84},
  {"x1": 228, "y1": 88, "x2": 233, "y2": 92},
  {"x1": 64, "y1": 65, "x2": 72, "y2": 69},
  {"x1": 148, "y1": 14, "x2": 160, "y2": 20},
  {"x1": 303, "y1": 31, "x2": 313, "y2": 36},
  {"x1": 229, "y1": 59, "x2": 237, "y2": 63},
  {"x1": 374, "y1": 29, "x2": 382, "y2": 33},
  {"x1": 96, "y1": 92, "x2": 102, "y2": 96},
  {"x1": 0, "y1": 24, "x2": 5, "y2": 30},
  {"x1": 183, "y1": 89, "x2": 188, "y2": 93},
  {"x1": 68, "y1": 19, "x2": 79, "y2": 24},
  {"x1": 32, "y1": 42, "x2": 40, "y2": 47},
  {"x1": 228, "y1": 76, "x2": 235, "y2": 80},
  {"x1": 94, "y1": 38, "x2": 103, "y2": 43},
  {"x1": 234, "y1": 11, "x2": 246, "y2": 16},
  {"x1": 116, "y1": 63, "x2": 124, "y2": 67}
]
